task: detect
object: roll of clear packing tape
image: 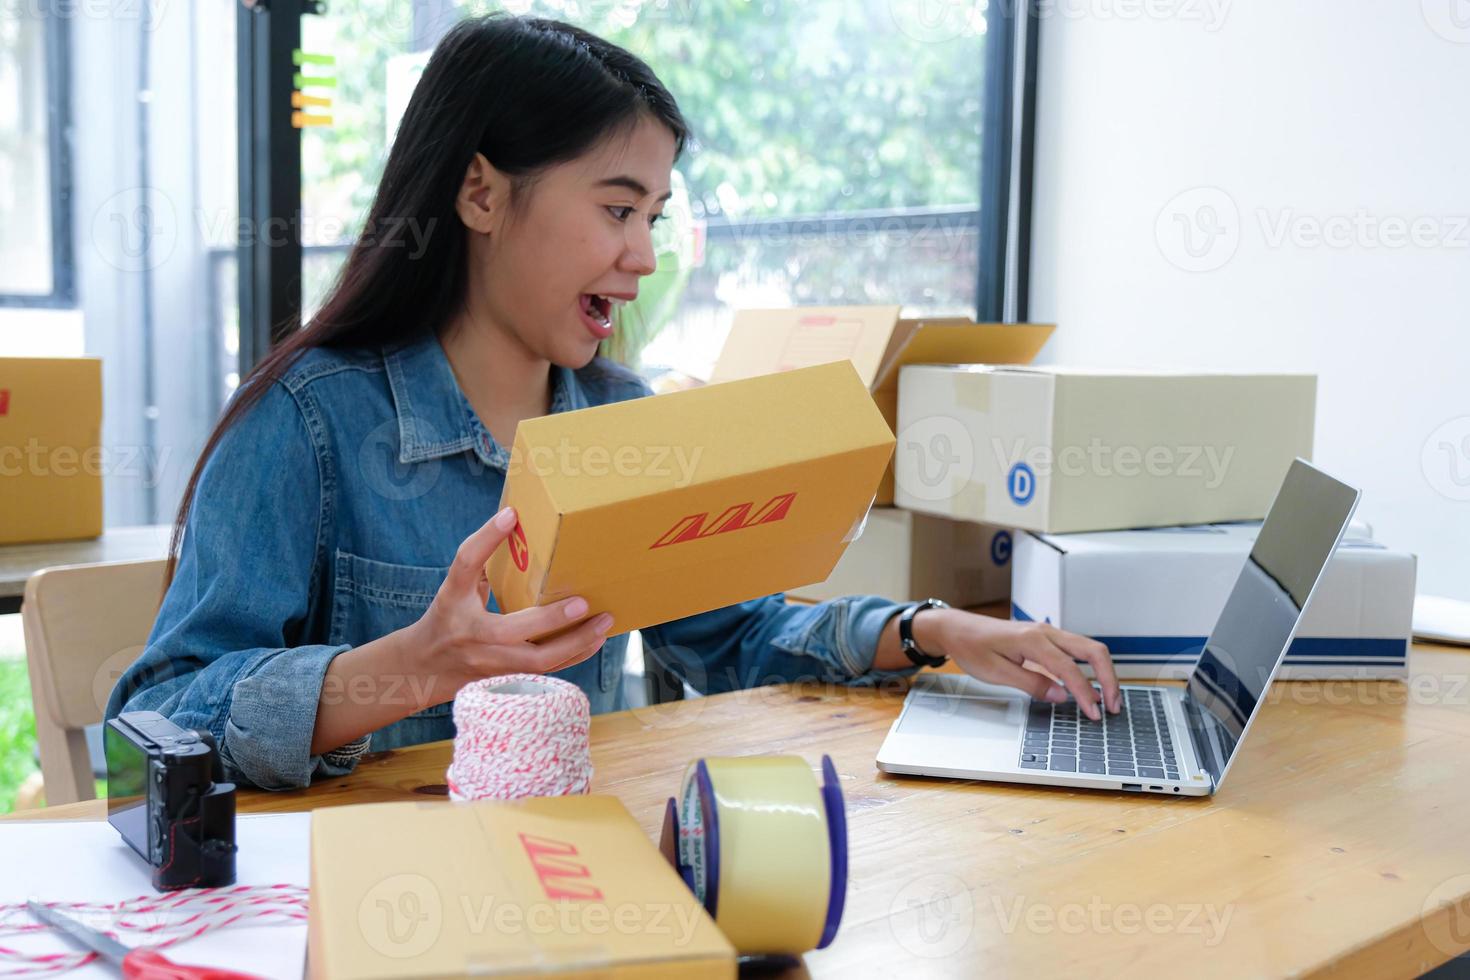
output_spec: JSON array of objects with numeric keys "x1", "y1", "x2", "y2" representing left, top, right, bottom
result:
[{"x1": 658, "y1": 754, "x2": 848, "y2": 955}]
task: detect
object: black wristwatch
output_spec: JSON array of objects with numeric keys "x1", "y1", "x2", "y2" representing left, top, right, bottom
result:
[{"x1": 898, "y1": 598, "x2": 951, "y2": 668}]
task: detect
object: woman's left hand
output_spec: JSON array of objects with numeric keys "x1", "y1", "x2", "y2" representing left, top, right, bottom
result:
[{"x1": 890, "y1": 608, "x2": 1123, "y2": 721}]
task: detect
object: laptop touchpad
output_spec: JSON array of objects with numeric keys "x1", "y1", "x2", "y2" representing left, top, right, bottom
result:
[{"x1": 898, "y1": 693, "x2": 1025, "y2": 741}]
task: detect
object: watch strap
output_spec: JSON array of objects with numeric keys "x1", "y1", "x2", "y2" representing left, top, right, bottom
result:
[{"x1": 898, "y1": 599, "x2": 949, "y2": 668}]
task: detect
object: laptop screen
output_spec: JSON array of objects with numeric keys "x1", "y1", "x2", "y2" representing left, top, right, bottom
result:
[{"x1": 1184, "y1": 459, "x2": 1360, "y2": 787}]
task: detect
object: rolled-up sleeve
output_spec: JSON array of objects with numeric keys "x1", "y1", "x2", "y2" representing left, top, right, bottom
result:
[
  {"x1": 105, "y1": 380, "x2": 362, "y2": 790},
  {"x1": 638, "y1": 593, "x2": 921, "y2": 696}
]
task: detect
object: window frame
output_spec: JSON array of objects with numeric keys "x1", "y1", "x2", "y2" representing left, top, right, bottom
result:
[
  {"x1": 0, "y1": 9, "x2": 75, "y2": 309},
  {"x1": 978, "y1": 0, "x2": 1040, "y2": 323}
]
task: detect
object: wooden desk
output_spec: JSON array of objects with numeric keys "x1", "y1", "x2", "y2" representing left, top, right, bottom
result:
[
  {"x1": 9, "y1": 642, "x2": 1470, "y2": 977},
  {"x1": 0, "y1": 525, "x2": 172, "y2": 615}
]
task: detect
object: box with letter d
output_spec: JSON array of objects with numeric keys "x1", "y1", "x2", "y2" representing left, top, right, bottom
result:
[{"x1": 895, "y1": 365, "x2": 1316, "y2": 533}]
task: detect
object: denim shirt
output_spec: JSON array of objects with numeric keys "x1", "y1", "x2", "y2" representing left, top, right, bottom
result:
[{"x1": 105, "y1": 332, "x2": 917, "y2": 791}]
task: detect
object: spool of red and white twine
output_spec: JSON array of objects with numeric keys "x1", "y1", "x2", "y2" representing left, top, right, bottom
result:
[{"x1": 445, "y1": 674, "x2": 593, "y2": 801}]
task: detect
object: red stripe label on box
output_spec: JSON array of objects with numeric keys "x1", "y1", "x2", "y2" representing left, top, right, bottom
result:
[
  {"x1": 649, "y1": 491, "x2": 797, "y2": 549},
  {"x1": 519, "y1": 832, "x2": 604, "y2": 901}
]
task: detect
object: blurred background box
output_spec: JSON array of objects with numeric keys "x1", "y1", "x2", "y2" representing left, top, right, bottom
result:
[{"x1": 0, "y1": 358, "x2": 102, "y2": 546}]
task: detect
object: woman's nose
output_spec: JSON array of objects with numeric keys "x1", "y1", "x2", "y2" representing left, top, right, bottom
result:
[{"x1": 621, "y1": 223, "x2": 657, "y2": 276}]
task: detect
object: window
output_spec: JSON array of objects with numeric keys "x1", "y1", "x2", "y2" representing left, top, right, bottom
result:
[
  {"x1": 2, "y1": 1, "x2": 240, "y2": 526},
  {"x1": 608, "y1": 0, "x2": 990, "y2": 378},
  {"x1": 0, "y1": 7, "x2": 72, "y2": 307},
  {"x1": 281, "y1": 0, "x2": 1029, "y2": 381}
]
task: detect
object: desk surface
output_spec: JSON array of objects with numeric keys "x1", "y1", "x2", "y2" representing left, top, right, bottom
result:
[
  {"x1": 0, "y1": 524, "x2": 172, "y2": 604},
  {"x1": 11, "y1": 642, "x2": 1470, "y2": 977}
]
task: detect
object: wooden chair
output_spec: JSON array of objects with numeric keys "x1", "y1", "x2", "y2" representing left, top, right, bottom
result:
[{"x1": 20, "y1": 559, "x2": 166, "y2": 806}]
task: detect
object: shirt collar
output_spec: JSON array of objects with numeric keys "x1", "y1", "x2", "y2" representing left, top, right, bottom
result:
[{"x1": 382, "y1": 333, "x2": 588, "y2": 469}]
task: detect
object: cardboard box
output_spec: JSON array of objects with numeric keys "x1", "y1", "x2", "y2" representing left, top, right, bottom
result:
[
  {"x1": 309, "y1": 795, "x2": 735, "y2": 979},
  {"x1": 0, "y1": 357, "x2": 103, "y2": 545},
  {"x1": 487, "y1": 362, "x2": 894, "y2": 635},
  {"x1": 895, "y1": 365, "x2": 1316, "y2": 533},
  {"x1": 708, "y1": 306, "x2": 1053, "y2": 503},
  {"x1": 786, "y1": 508, "x2": 1013, "y2": 607},
  {"x1": 1011, "y1": 522, "x2": 1415, "y2": 679}
]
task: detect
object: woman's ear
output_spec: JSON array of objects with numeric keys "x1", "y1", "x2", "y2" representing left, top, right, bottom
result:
[{"x1": 456, "y1": 152, "x2": 509, "y2": 235}]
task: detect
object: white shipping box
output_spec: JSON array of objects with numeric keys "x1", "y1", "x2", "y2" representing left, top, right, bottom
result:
[
  {"x1": 895, "y1": 365, "x2": 1316, "y2": 533},
  {"x1": 786, "y1": 508, "x2": 1013, "y2": 606},
  {"x1": 1011, "y1": 522, "x2": 1415, "y2": 679}
]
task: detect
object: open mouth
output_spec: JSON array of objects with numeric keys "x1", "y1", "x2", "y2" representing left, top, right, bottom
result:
[{"x1": 578, "y1": 293, "x2": 619, "y2": 339}]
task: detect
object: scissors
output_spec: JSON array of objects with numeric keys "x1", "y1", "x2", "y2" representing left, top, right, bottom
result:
[{"x1": 26, "y1": 901, "x2": 266, "y2": 979}]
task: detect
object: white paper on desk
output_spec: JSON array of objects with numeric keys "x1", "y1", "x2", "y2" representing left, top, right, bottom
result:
[{"x1": 0, "y1": 812, "x2": 309, "y2": 979}]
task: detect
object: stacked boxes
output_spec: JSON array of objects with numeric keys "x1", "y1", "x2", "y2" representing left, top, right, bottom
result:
[
  {"x1": 709, "y1": 307, "x2": 1052, "y2": 607},
  {"x1": 515, "y1": 302, "x2": 1412, "y2": 678},
  {"x1": 888, "y1": 361, "x2": 1414, "y2": 677}
]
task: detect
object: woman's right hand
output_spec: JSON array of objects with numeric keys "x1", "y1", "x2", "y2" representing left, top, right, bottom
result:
[{"x1": 409, "y1": 506, "x2": 613, "y2": 695}]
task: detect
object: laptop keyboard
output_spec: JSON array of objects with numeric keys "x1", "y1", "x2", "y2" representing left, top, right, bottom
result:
[{"x1": 1019, "y1": 687, "x2": 1180, "y2": 780}]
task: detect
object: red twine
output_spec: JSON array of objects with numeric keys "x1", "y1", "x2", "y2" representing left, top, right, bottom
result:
[
  {"x1": 0, "y1": 884, "x2": 307, "y2": 977},
  {"x1": 446, "y1": 674, "x2": 593, "y2": 801}
]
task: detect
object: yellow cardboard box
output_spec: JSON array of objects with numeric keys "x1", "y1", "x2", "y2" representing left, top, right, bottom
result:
[
  {"x1": 487, "y1": 362, "x2": 894, "y2": 635},
  {"x1": 707, "y1": 306, "x2": 1054, "y2": 503},
  {"x1": 0, "y1": 357, "x2": 103, "y2": 545},
  {"x1": 309, "y1": 795, "x2": 735, "y2": 979}
]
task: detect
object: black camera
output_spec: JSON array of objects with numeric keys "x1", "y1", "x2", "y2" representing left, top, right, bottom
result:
[{"x1": 105, "y1": 711, "x2": 238, "y2": 891}]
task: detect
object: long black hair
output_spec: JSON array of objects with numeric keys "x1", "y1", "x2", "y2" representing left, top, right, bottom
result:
[{"x1": 164, "y1": 14, "x2": 689, "y2": 588}]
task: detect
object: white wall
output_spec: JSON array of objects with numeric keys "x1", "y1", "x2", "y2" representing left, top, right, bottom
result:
[{"x1": 1028, "y1": 0, "x2": 1470, "y2": 598}]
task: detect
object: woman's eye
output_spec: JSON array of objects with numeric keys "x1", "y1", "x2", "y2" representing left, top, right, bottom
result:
[{"x1": 606, "y1": 206, "x2": 665, "y2": 228}]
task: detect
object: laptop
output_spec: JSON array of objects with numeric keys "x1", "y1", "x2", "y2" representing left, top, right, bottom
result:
[{"x1": 876, "y1": 458, "x2": 1361, "y2": 797}]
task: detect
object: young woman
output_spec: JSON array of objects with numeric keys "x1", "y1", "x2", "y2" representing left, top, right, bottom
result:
[{"x1": 107, "y1": 15, "x2": 1121, "y2": 791}]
